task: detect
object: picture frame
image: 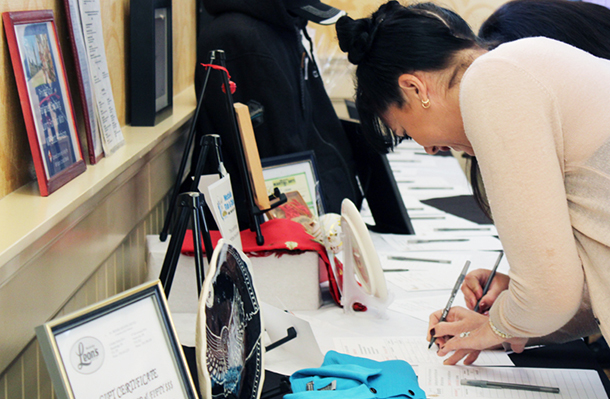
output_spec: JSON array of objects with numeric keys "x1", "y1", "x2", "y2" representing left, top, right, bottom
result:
[
  {"x1": 35, "y1": 280, "x2": 199, "y2": 399},
  {"x1": 3, "y1": 10, "x2": 86, "y2": 196},
  {"x1": 261, "y1": 150, "x2": 325, "y2": 217},
  {"x1": 63, "y1": 0, "x2": 104, "y2": 164},
  {"x1": 130, "y1": 0, "x2": 173, "y2": 126}
]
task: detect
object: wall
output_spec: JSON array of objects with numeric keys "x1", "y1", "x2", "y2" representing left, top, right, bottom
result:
[
  {"x1": 0, "y1": 0, "x2": 197, "y2": 397},
  {"x1": 0, "y1": 0, "x2": 196, "y2": 199}
]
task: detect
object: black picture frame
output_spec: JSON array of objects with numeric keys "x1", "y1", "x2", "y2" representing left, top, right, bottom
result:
[
  {"x1": 261, "y1": 150, "x2": 326, "y2": 217},
  {"x1": 130, "y1": 0, "x2": 173, "y2": 126}
]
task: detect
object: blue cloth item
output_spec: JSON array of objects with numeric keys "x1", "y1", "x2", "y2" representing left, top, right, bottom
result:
[{"x1": 284, "y1": 351, "x2": 426, "y2": 399}]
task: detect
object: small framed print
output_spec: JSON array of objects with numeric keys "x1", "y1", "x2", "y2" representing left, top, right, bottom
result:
[
  {"x1": 261, "y1": 150, "x2": 325, "y2": 217},
  {"x1": 36, "y1": 280, "x2": 198, "y2": 399},
  {"x1": 130, "y1": 0, "x2": 173, "y2": 126},
  {"x1": 3, "y1": 10, "x2": 86, "y2": 196}
]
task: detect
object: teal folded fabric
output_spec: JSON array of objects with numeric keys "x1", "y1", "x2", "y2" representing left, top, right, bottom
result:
[{"x1": 285, "y1": 350, "x2": 426, "y2": 399}]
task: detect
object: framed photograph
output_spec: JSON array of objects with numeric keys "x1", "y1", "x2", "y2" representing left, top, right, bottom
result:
[
  {"x1": 3, "y1": 10, "x2": 86, "y2": 196},
  {"x1": 261, "y1": 150, "x2": 325, "y2": 217},
  {"x1": 130, "y1": 0, "x2": 173, "y2": 126},
  {"x1": 64, "y1": 0, "x2": 104, "y2": 164},
  {"x1": 36, "y1": 280, "x2": 198, "y2": 399}
]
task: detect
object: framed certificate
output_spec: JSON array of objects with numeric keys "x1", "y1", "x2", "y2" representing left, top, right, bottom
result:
[
  {"x1": 63, "y1": 0, "x2": 104, "y2": 164},
  {"x1": 3, "y1": 10, "x2": 86, "y2": 196},
  {"x1": 130, "y1": 0, "x2": 173, "y2": 126},
  {"x1": 36, "y1": 280, "x2": 198, "y2": 399},
  {"x1": 261, "y1": 151, "x2": 325, "y2": 217}
]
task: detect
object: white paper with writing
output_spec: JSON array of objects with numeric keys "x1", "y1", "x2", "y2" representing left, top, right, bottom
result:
[{"x1": 78, "y1": 0, "x2": 124, "y2": 154}]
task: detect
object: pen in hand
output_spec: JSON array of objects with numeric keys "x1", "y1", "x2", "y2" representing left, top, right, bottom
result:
[
  {"x1": 428, "y1": 260, "x2": 471, "y2": 349},
  {"x1": 473, "y1": 251, "x2": 504, "y2": 313}
]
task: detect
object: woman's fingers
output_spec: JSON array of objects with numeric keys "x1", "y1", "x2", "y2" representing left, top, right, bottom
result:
[
  {"x1": 461, "y1": 269, "x2": 490, "y2": 309},
  {"x1": 442, "y1": 348, "x2": 480, "y2": 365}
]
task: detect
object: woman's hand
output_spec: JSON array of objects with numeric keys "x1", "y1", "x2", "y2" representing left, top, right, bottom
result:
[
  {"x1": 427, "y1": 306, "x2": 527, "y2": 365},
  {"x1": 461, "y1": 269, "x2": 510, "y2": 313},
  {"x1": 427, "y1": 306, "x2": 490, "y2": 350}
]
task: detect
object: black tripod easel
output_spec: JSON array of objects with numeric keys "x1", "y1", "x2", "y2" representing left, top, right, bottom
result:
[
  {"x1": 159, "y1": 191, "x2": 214, "y2": 297},
  {"x1": 160, "y1": 49, "x2": 285, "y2": 247}
]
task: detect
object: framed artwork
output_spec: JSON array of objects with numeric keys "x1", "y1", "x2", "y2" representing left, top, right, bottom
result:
[
  {"x1": 36, "y1": 280, "x2": 198, "y2": 399},
  {"x1": 63, "y1": 0, "x2": 104, "y2": 164},
  {"x1": 261, "y1": 150, "x2": 325, "y2": 217},
  {"x1": 130, "y1": 0, "x2": 173, "y2": 126},
  {"x1": 3, "y1": 10, "x2": 86, "y2": 196}
]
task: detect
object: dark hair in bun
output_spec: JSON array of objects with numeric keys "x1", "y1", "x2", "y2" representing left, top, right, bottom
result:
[{"x1": 336, "y1": 1, "x2": 479, "y2": 153}]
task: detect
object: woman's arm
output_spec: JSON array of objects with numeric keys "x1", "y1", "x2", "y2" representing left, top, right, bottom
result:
[{"x1": 460, "y1": 53, "x2": 584, "y2": 338}]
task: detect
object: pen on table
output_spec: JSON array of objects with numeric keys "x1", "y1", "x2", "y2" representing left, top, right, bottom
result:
[
  {"x1": 473, "y1": 251, "x2": 504, "y2": 313},
  {"x1": 411, "y1": 216, "x2": 446, "y2": 220},
  {"x1": 460, "y1": 379, "x2": 560, "y2": 394},
  {"x1": 408, "y1": 238, "x2": 469, "y2": 244},
  {"x1": 383, "y1": 268, "x2": 410, "y2": 272},
  {"x1": 428, "y1": 260, "x2": 470, "y2": 349},
  {"x1": 407, "y1": 186, "x2": 453, "y2": 190},
  {"x1": 434, "y1": 227, "x2": 491, "y2": 232},
  {"x1": 387, "y1": 255, "x2": 451, "y2": 264}
]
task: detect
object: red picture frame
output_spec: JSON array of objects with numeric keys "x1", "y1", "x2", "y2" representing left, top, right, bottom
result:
[{"x1": 3, "y1": 10, "x2": 86, "y2": 196}]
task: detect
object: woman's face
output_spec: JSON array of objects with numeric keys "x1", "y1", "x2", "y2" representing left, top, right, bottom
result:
[{"x1": 381, "y1": 73, "x2": 474, "y2": 156}]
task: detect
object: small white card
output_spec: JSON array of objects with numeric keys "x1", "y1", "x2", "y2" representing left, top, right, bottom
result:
[{"x1": 207, "y1": 174, "x2": 242, "y2": 250}]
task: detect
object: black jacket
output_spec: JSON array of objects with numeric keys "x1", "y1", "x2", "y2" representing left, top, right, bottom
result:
[{"x1": 195, "y1": 0, "x2": 362, "y2": 229}]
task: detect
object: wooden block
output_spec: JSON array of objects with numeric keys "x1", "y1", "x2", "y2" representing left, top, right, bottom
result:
[{"x1": 234, "y1": 102, "x2": 270, "y2": 210}]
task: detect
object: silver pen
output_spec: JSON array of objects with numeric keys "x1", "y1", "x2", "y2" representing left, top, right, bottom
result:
[
  {"x1": 428, "y1": 260, "x2": 470, "y2": 349},
  {"x1": 408, "y1": 238, "x2": 469, "y2": 244},
  {"x1": 474, "y1": 251, "x2": 504, "y2": 312},
  {"x1": 387, "y1": 255, "x2": 451, "y2": 264},
  {"x1": 461, "y1": 379, "x2": 560, "y2": 394},
  {"x1": 434, "y1": 227, "x2": 491, "y2": 231}
]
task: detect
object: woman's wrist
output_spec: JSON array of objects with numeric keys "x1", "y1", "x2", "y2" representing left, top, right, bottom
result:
[{"x1": 489, "y1": 318, "x2": 513, "y2": 339}]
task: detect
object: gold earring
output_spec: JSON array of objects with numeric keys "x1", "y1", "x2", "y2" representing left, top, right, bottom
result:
[{"x1": 421, "y1": 98, "x2": 431, "y2": 109}]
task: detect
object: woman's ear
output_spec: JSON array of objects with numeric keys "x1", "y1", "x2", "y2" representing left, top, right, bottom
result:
[{"x1": 398, "y1": 73, "x2": 427, "y2": 102}]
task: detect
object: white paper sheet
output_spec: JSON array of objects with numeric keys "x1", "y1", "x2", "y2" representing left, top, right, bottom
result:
[
  {"x1": 389, "y1": 294, "x2": 468, "y2": 322},
  {"x1": 78, "y1": 0, "x2": 124, "y2": 154},
  {"x1": 262, "y1": 303, "x2": 324, "y2": 376},
  {"x1": 418, "y1": 365, "x2": 607, "y2": 398},
  {"x1": 333, "y1": 336, "x2": 513, "y2": 367}
]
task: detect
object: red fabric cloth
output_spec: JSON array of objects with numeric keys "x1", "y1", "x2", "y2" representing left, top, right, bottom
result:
[{"x1": 180, "y1": 219, "x2": 342, "y2": 305}]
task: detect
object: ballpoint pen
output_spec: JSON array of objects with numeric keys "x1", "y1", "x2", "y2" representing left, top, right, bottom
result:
[
  {"x1": 387, "y1": 255, "x2": 451, "y2": 264},
  {"x1": 434, "y1": 227, "x2": 491, "y2": 231},
  {"x1": 408, "y1": 238, "x2": 469, "y2": 244},
  {"x1": 473, "y1": 251, "x2": 504, "y2": 312},
  {"x1": 460, "y1": 379, "x2": 560, "y2": 394},
  {"x1": 428, "y1": 260, "x2": 471, "y2": 349}
]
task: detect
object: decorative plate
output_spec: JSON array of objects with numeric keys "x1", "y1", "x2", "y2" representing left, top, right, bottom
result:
[{"x1": 196, "y1": 239, "x2": 264, "y2": 399}]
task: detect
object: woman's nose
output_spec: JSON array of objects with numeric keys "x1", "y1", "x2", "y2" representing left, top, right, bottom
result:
[{"x1": 424, "y1": 146, "x2": 439, "y2": 155}]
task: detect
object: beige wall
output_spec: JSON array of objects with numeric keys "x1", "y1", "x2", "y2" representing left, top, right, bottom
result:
[
  {"x1": 0, "y1": 0, "x2": 196, "y2": 199},
  {"x1": 0, "y1": 0, "x2": 197, "y2": 397}
]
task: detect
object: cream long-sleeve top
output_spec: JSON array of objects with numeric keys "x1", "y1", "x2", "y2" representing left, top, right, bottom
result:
[{"x1": 460, "y1": 37, "x2": 610, "y2": 341}]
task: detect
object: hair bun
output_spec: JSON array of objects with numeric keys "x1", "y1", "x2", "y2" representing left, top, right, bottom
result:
[{"x1": 336, "y1": 15, "x2": 374, "y2": 64}]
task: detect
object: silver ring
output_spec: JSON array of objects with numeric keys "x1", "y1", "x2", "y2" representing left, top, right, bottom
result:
[{"x1": 459, "y1": 331, "x2": 471, "y2": 338}]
